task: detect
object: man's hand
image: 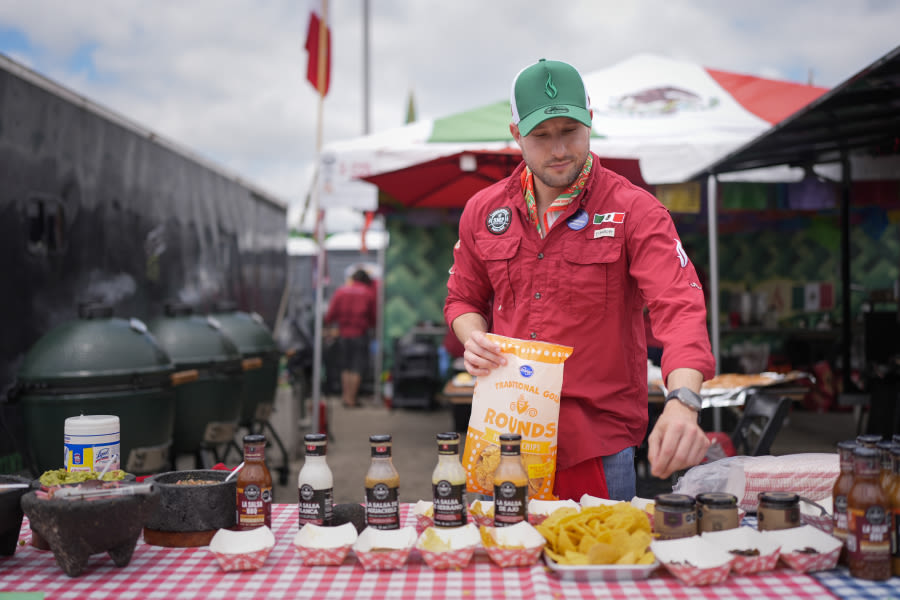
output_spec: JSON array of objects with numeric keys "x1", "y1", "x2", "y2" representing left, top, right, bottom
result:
[
  {"x1": 647, "y1": 386, "x2": 710, "y2": 479},
  {"x1": 462, "y1": 330, "x2": 506, "y2": 376}
]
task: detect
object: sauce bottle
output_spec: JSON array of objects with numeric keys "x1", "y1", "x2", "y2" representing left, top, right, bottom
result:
[
  {"x1": 890, "y1": 445, "x2": 900, "y2": 575},
  {"x1": 297, "y1": 433, "x2": 334, "y2": 528},
  {"x1": 847, "y1": 446, "x2": 891, "y2": 580},
  {"x1": 492, "y1": 433, "x2": 528, "y2": 527},
  {"x1": 236, "y1": 433, "x2": 272, "y2": 530},
  {"x1": 365, "y1": 434, "x2": 400, "y2": 530},
  {"x1": 833, "y1": 439, "x2": 857, "y2": 562},
  {"x1": 432, "y1": 432, "x2": 467, "y2": 528}
]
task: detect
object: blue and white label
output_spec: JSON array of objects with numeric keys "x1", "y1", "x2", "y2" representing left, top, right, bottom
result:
[
  {"x1": 567, "y1": 209, "x2": 589, "y2": 231},
  {"x1": 519, "y1": 365, "x2": 534, "y2": 378}
]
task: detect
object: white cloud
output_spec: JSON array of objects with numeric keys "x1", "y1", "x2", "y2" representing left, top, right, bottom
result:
[{"x1": 1, "y1": 0, "x2": 897, "y2": 229}]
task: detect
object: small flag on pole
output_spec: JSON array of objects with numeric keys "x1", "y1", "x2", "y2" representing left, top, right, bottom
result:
[{"x1": 305, "y1": 0, "x2": 331, "y2": 96}]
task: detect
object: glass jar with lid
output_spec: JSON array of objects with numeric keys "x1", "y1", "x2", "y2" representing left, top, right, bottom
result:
[
  {"x1": 653, "y1": 493, "x2": 697, "y2": 540},
  {"x1": 757, "y1": 491, "x2": 800, "y2": 531},
  {"x1": 696, "y1": 492, "x2": 739, "y2": 532}
]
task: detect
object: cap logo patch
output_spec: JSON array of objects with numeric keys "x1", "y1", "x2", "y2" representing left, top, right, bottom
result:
[
  {"x1": 545, "y1": 75, "x2": 557, "y2": 98},
  {"x1": 545, "y1": 106, "x2": 569, "y2": 115},
  {"x1": 486, "y1": 207, "x2": 512, "y2": 235}
]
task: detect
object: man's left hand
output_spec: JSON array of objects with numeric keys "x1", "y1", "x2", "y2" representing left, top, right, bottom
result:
[{"x1": 646, "y1": 400, "x2": 710, "y2": 479}]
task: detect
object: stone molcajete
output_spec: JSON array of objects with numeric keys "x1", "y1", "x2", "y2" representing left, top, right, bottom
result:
[{"x1": 20, "y1": 486, "x2": 160, "y2": 577}]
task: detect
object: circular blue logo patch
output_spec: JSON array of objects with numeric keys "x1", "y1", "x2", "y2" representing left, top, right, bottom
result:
[
  {"x1": 519, "y1": 365, "x2": 534, "y2": 378},
  {"x1": 567, "y1": 208, "x2": 589, "y2": 230}
]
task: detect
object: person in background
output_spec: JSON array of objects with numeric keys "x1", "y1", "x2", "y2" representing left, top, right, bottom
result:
[
  {"x1": 444, "y1": 58, "x2": 715, "y2": 501},
  {"x1": 325, "y1": 268, "x2": 376, "y2": 408}
]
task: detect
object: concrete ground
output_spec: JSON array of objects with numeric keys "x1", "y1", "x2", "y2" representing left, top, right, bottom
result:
[{"x1": 260, "y1": 391, "x2": 859, "y2": 505}]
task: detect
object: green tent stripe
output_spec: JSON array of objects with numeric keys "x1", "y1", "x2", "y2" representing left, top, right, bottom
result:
[
  {"x1": 428, "y1": 101, "x2": 514, "y2": 142},
  {"x1": 428, "y1": 100, "x2": 605, "y2": 142}
]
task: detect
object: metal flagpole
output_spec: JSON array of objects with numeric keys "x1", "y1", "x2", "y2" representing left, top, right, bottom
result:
[{"x1": 311, "y1": 0, "x2": 329, "y2": 437}]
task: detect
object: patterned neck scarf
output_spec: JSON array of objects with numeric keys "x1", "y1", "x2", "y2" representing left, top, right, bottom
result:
[{"x1": 521, "y1": 153, "x2": 593, "y2": 238}]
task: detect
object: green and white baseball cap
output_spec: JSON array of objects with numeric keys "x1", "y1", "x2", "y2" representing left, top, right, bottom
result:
[{"x1": 510, "y1": 58, "x2": 592, "y2": 136}]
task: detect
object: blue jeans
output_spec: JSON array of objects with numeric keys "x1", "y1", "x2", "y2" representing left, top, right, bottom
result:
[{"x1": 602, "y1": 446, "x2": 636, "y2": 501}]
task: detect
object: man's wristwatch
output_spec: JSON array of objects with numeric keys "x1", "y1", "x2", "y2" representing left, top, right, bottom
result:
[{"x1": 664, "y1": 387, "x2": 703, "y2": 412}]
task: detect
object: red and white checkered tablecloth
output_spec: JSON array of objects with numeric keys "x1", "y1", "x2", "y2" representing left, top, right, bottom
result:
[{"x1": 0, "y1": 504, "x2": 839, "y2": 599}]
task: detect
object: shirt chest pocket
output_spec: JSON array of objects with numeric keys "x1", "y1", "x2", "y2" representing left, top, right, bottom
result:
[
  {"x1": 478, "y1": 235, "x2": 522, "y2": 310},
  {"x1": 563, "y1": 237, "x2": 624, "y2": 315}
]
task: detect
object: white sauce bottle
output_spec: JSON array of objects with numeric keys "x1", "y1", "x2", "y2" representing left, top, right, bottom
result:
[{"x1": 297, "y1": 433, "x2": 334, "y2": 527}]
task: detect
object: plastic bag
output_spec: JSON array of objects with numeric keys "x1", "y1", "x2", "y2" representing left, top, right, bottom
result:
[{"x1": 673, "y1": 453, "x2": 839, "y2": 512}]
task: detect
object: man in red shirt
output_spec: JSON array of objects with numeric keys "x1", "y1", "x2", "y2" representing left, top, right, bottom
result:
[
  {"x1": 325, "y1": 269, "x2": 376, "y2": 407},
  {"x1": 444, "y1": 59, "x2": 715, "y2": 500}
]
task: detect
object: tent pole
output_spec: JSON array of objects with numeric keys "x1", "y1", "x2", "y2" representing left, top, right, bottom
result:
[
  {"x1": 706, "y1": 174, "x2": 722, "y2": 431},
  {"x1": 840, "y1": 153, "x2": 853, "y2": 395},
  {"x1": 310, "y1": 0, "x2": 329, "y2": 438},
  {"x1": 374, "y1": 230, "x2": 385, "y2": 407},
  {"x1": 706, "y1": 174, "x2": 720, "y2": 371}
]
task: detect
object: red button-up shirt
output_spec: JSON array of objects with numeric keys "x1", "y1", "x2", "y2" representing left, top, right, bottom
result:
[
  {"x1": 444, "y1": 155, "x2": 715, "y2": 470},
  {"x1": 325, "y1": 281, "x2": 376, "y2": 338}
]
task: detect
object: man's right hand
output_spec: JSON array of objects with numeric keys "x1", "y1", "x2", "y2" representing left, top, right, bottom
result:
[{"x1": 462, "y1": 330, "x2": 506, "y2": 377}]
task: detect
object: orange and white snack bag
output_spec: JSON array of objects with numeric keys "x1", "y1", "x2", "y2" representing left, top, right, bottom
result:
[{"x1": 463, "y1": 334, "x2": 573, "y2": 500}]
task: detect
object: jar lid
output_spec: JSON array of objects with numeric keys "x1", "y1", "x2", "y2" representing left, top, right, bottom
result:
[
  {"x1": 654, "y1": 493, "x2": 696, "y2": 508},
  {"x1": 837, "y1": 440, "x2": 857, "y2": 451},
  {"x1": 696, "y1": 492, "x2": 738, "y2": 506},
  {"x1": 856, "y1": 434, "x2": 883, "y2": 447},
  {"x1": 369, "y1": 434, "x2": 392, "y2": 443},
  {"x1": 758, "y1": 491, "x2": 799, "y2": 506}
]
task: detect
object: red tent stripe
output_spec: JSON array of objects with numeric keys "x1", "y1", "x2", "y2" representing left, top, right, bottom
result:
[{"x1": 705, "y1": 68, "x2": 827, "y2": 125}]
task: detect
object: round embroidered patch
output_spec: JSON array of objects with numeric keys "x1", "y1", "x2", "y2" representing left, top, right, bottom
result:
[
  {"x1": 486, "y1": 207, "x2": 512, "y2": 235},
  {"x1": 566, "y1": 208, "x2": 589, "y2": 230}
]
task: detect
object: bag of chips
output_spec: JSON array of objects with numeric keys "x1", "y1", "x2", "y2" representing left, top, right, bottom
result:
[{"x1": 462, "y1": 334, "x2": 573, "y2": 500}]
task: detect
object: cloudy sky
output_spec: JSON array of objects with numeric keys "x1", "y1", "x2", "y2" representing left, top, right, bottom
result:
[{"x1": 0, "y1": 1, "x2": 897, "y2": 231}]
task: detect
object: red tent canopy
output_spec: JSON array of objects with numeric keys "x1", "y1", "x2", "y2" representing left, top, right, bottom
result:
[{"x1": 364, "y1": 149, "x2": 650, "y2": 209}]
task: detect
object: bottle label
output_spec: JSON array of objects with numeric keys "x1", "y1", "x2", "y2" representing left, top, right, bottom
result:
[
  {"x1": 847, "y1": 505, "x2": 891, "y2": 562},
  {"x1": 237, "y1": 483, "x2": 272, "y2": 529},
  {"x1": 493, "y1": 481, "x2": 527, "y2": 527},
  {"x1": 298, "y1": 484, "x2": 334, "y2": 527},
  {"x1": 432, "y1": 480, "x2": 467, "y2": 527},
  {"x1": 365, "y1": 483, "x2": 400, "y2": 529},
  {"x1": 834, "y1": 494, "x2": 849, "y2": 539},
  {"x1": 305, "y1": 444, "x2": 326, "y2": 457}
]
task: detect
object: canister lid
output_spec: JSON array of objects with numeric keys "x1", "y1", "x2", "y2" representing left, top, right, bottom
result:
[
  {"x1": 654, "y1": 493, "x2": 696, "y2": 508},
  {"x1": 837, "y1": 440, "x2": 857, "y2": 451},
  {"x1": 64, "y1": 415, "x2": 120, "y2": 435},
  {"x1": 758, "y1": 491, "x2": 799, "y2": 507},
  {"x1": 696, "y1": 492, "x2": 738, "y2": 507}
]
